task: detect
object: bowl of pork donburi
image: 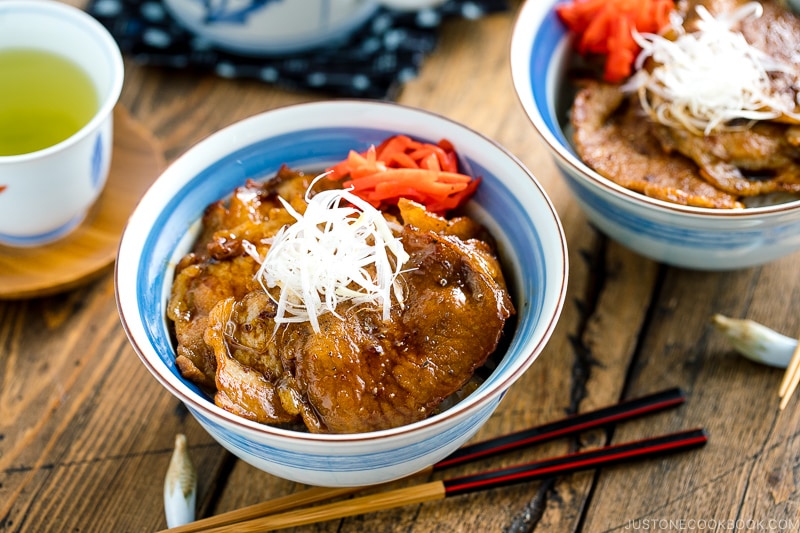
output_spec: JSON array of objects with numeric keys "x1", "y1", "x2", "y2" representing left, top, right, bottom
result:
[
  {"x1": 511, "y1": 0, "x2": 800, "y2": 270},
  {"x1": 115, "y1": 100, "x2": 568, "y2": 487}
]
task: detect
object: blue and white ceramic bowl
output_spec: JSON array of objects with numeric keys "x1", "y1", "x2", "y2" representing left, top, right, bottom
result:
[
  {"x1": 115, "y1": 100, "x2": 568, "y2": 487},
  {"x1": 510, "y1": 0, "x2": 800, "y2": 270},
  {"x1": 161, "y1": 0, "x2": 446, "y2": 57}
]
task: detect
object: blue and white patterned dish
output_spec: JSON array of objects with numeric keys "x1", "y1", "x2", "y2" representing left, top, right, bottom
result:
[
  {"x1": 510, "y1": 0, "x2": 800, "y2": 270},
  {"x1": 115, "y1": 100, "x2": 568, "y2": 487},
  {"x1": 161, "y1": 0, "x2": 379, "y2": 56},
  {"x1": 160, "y1": 0, "x2": 446, "y2": 57}
]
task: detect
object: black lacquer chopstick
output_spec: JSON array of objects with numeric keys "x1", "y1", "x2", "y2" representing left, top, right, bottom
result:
[
  {"x1": 199, "y1": 428, "x2": 708, "y2": 532},
  {"x1": 434, "y1": 386, "x2": 686, "y2": 470},
  {"x1": 442, "y1": 427, "x2": 707, "y2": 496}
]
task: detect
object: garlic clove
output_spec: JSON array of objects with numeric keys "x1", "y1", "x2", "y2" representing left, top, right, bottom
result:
[{"x1": 712, "y1": 314, "x2": 798, "y2": 368}]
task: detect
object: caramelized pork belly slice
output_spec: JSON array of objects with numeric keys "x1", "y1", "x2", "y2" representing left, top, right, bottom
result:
[
  {"x1": 192, "y1": 166, "x2": 344, "y2": 258},
  {"x1": 200, "y1": 168, "x2": 316, "y2": 260},
  {"x1": 653, "y1": 122, "x2": 800, "y2": 196},
  {"x1": 744, "y1": 1, "x2": 800, "y2": 120},
  {"x1": 398, "y1": 197, "x2": 487, "y2": 241},
  {"x1": 571, "y1": 81, "x2": 744, "y2": 208},
  {"x1": 211, "y1": 290, "x2": 284, "y2": 379},
  {"x1": 291, "y1": 226, "x2": 514, "y2": 433},
  {"x1": 167, "y1": 168, "x2": 316, "y2": 389},
  {"x1": 167, "y1": 255, "x2": 262, "y2": 389},
  {"x1": 397, "y1": 198, "x2": 508, "y2": 288},
  {"x1": 205, "y1": 297, "x2": 299, "y2": 426}
]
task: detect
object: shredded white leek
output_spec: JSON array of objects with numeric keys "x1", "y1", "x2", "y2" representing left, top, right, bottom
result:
[
  {"x1": 255, "y1": 175, "x2": 410, "y2": 333},
  {"x1": 623, "y1": 2, "x2": 799, "y2": 135}
]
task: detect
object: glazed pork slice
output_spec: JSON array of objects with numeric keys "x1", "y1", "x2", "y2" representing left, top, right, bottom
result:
[
  {"x1": 289, "y1": 226, "x2": 514, "y2": 433},
  {"x1": 652, "y1": 121, "x2": 800, "y2": 196},
  {"x1": 167, "y1": 255, "x2": 261, "y2": 389},
  {"x1": 201, "y1": 224, "x2": 514, "y2": 434},
  {"x1": 571, "y1": 80, "x2": 744, "y2": 208},
  {"x1": 167, "y1": 168, "x2": 316, "y2": 389},
  {"x1": 204, "y1": 295, "x2": 300, "y2": 426},
  {"x1": 188, "y1": 166, "x2": 312, "y2": 258}
]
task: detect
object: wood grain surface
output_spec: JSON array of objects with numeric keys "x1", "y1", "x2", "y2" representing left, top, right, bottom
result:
[{"x1": 2, "y1": 1, "x2": 800, "y2": 532}]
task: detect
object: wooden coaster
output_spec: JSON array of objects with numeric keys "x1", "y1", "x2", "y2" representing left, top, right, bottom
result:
[{"x1": 0, "y1": 106, "x2": 165, "y2": 299}]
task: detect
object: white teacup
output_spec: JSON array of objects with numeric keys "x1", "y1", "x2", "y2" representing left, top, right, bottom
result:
[
  {"x1": 162, "y1": 0, "x2": 447, "y2": 56},
  {"x1": 0, "y1": 0, "x2": 124, "y2": 247}
]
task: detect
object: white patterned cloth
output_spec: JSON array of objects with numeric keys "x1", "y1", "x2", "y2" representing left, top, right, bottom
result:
[{"x1": 87, "y1": 0, "x2": 508, "y2": 99}]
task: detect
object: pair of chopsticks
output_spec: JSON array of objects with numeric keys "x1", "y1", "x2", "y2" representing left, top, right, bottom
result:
[
  {"x1": 163, "y1": 387, "x2": 706, "y2": 533},
  {"x1": 779, "y1": 342, "x2": 800, "y2": 409}
]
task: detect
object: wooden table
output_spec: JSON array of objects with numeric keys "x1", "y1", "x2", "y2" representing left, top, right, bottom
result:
[{"x1": 3, "y1": 1, "x2": 800, "y2": 531}]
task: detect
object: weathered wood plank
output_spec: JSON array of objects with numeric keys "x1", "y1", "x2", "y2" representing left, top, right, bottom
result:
[
  {"x1": 583, "y1": 253, "x2": 800, "y2": 531},
  {"x1": 0, "y1": 275, "x2": 229, "y2": 531}
]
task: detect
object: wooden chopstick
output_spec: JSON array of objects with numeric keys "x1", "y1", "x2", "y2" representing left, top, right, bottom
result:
[
  {"x1": 779, "y1": 340, "x2": 800, "y2": 410},
  {"x1": 192, "y1": 428, "x2": 709, "y2": 532},
  {"x1": 161, "y1": 387, "x2": 685, "y2": 533}
]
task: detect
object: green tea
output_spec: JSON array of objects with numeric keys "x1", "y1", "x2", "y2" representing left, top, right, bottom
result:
[{"x1": 0, "y1": 48, "x2": 98, "y2": 156}]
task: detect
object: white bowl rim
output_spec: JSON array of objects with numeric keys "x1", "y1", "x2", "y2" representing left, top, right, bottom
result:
[
  {"x1": 509, "y1": 0, "x2": 800, "y2": 220},
  {"x1": 116, "y1": 98, "x2": 569, "y2": 445}
]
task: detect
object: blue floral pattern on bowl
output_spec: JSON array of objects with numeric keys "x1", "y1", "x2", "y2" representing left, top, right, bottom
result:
[
  {"x1": 91, "y1": 133, "x2": 104, "y2": 189},
  {"x1": 192, "y1": 0, "x2": 288, "y2": 24}
]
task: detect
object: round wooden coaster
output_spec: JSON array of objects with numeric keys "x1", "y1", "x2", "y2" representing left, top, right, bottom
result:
[{"x1": 0, "y1": 106, "x2": 165, "y2": 299}]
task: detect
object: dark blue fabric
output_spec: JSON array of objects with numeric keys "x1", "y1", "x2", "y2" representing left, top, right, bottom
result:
[{"x1": 87, "y1": 0, "x2": 508, "y2": 99}]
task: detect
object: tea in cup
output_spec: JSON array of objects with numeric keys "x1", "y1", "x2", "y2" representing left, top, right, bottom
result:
[{"x1": 0, "y1": 0, "x2": 124, "y2": 247}]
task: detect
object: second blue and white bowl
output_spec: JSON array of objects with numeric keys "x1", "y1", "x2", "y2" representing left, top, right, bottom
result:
[{"x1": 510, "y1": 0, "x2": 800, "y2": 270}]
